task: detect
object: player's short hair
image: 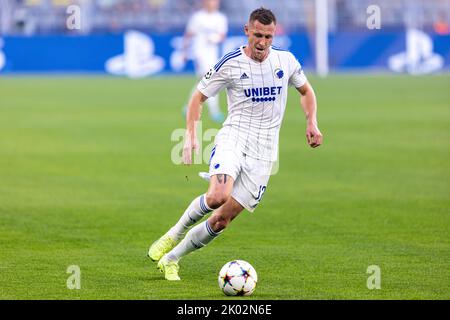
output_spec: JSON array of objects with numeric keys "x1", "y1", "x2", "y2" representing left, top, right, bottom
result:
[{"x1": 249, "y1": 7, "x2": 277, "y2": 25}]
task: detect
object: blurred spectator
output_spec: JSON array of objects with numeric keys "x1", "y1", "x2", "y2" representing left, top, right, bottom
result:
[
  {"x1": 433, "y1": 13, "x2": 450, "y2": 35},
  {"x1": 1, "y1": 0, "x2": 450, "y2": 35}
]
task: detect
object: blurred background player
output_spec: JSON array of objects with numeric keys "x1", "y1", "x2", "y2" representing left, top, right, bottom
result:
[{"x1": 182, "y1": 0, "x2": 228, "y2": 123}]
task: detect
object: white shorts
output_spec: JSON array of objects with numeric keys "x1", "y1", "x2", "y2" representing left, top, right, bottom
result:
[{"x1": 208, "y1": 144, "x2": 274, "y2": 212}]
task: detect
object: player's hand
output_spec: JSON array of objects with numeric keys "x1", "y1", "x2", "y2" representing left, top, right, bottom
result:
[
  {"x1": 306, "y1": 123, "x2": 323, "y2": 148},
  {"x1": 182, "y1": 133, "x2": 199, "y2": 165}
]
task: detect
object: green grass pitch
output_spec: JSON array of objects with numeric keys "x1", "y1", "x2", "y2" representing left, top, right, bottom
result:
[{"x1": 0, "y1": 74, "x2": 449, "y2": 299}]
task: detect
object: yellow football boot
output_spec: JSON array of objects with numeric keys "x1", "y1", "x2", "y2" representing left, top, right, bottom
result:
[
  {"x1": 147, "y1": 234, "x2": 178, "y2": 262},
  {"x1": 157, "y1": 256, "x2": 181, "y2": 281}
]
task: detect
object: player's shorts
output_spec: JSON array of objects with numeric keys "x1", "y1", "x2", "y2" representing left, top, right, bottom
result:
[{"x1": 208, "y1": 144, "x2": 274, "y2": 212}]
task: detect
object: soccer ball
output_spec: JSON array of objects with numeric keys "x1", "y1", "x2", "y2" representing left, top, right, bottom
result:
[{"x1": 218, "y1": 260, "x2": 258, "y2": 296}]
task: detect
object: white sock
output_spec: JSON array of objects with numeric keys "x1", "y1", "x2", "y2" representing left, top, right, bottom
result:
[
  {"x1": 167, "y1": 194, "x2": 212, "y2": 241},
  {"x1": 206, "y1": 95, "x2": 221, "y2": 116},
  {"x1": 166, "y1": 220, "x2": 220, "y2": 262}
]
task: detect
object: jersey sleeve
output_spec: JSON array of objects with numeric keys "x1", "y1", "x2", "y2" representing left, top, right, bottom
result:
[
  {"x1": 288, "y1": 53, "x2": 307, "y2": 88},
  {"x1": 197, "y1": 64, "x2": 230, "y2": 98}
]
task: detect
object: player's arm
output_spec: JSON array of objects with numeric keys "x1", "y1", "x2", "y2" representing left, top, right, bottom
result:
[
  {"x1": 183, "y1": 90, "x2": 208, "y2": 165},
  {"x1": 296, "y1": 82, "x2": 323, "y2": 148}
]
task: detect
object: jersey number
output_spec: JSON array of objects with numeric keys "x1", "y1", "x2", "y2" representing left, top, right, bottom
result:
[{"x1": 256, "y1": 185, "x2": 267, "y2": 201}]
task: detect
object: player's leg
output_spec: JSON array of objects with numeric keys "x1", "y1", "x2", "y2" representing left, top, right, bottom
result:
[
  {"x1": 148, "y1": 169, "x2": 235, "y2": 260},
  {"x1": 159, "y1": 156, "x2": 269, "y2": 274},
  {"x1": 158, "y1": 195, "x2": 244, "y2": 280},
  {"x1": 155, "y1": 146, "x2": 241, "y2": 280},
  {"x1": 207, "y1": 196, "x2": 245, "y2": 232},
  {"x1": 165, "y1": 173, "x2": 236, "y2": 256},
  {"x1": 167, "y1": 195, "x2": 243, "y2": 262},
  {"x1": 147, "y1": 193, "x2": 213, "y2": 261},
  {"x1": 148, "y1": 145, "x2": 235, "y2": 263},
  {"x1": 205, "y1": 173, "x2": 234, "y2": 209},
  {"x1": 156, "y1": 174, "x2": 234, "y2": 280}
]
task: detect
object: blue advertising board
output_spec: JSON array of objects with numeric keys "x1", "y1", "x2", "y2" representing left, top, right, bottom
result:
[{"x1": 0, "y1": 30, "x2": 449, "y2": 75}]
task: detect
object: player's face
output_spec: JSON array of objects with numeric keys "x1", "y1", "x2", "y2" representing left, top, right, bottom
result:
[
  {"x1": 204, "y1": 0, "x2": 219, "y2": 12},
  {"x1": 245, "y1": 20, "x2": 276, "y2": 62}
]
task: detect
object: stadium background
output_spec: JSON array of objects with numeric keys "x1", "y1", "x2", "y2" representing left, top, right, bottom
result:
[
  {"x1": 1, "y1": 0, "x2": 450, "y2": 73},
  {"x1": 0, "y1": 0, "x2": 449, "y2": 300}
]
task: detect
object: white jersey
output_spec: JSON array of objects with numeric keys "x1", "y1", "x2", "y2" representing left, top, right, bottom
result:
[
  {"x1": 186, "y1": 9, "x2": 228, "y2": 62},
  {"x1": 197, "y1": 45, "x2": 307, "y2": 162}
]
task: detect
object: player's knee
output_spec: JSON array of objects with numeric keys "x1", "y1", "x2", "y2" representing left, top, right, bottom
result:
[
  {"x1": 205, "y1": 193, "x2": 229, "y2": 209},
  {"x1": 210, "y1": 216, "x2": 231, "y2": 232}
]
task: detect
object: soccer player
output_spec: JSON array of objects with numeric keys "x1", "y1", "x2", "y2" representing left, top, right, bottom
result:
[
  {"x1": 149, "y1": 7, "x2": 323, "y2": 280},
  {"x1": 182, "y1": 0, "x2": 228, "y2": 123}
]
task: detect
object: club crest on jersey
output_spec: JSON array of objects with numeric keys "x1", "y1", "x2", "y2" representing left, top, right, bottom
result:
[{"x1": 274, "y1": 68, "x2": 284, "y2": 79}]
